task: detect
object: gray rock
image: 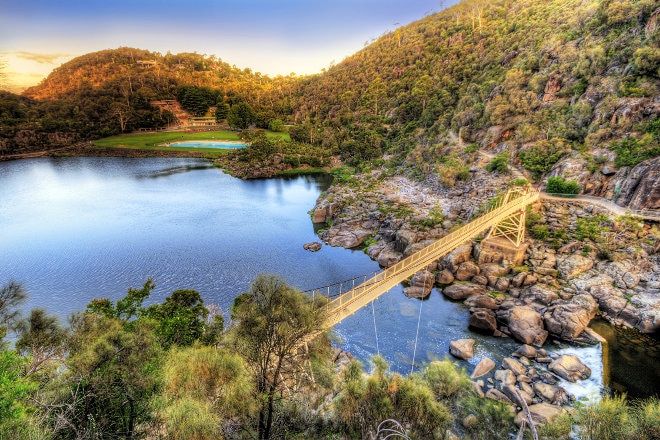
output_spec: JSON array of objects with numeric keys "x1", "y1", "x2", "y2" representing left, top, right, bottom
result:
[
  {"x1": 403, "y1": 270, "x2": 435, "y2": 299},
  {"x1": 557, "y1": 254, "x2": 594, "y2": 279},
  {"x1": 507, "y1": 306, "x2": 549, "y2": 346},
  {"x1": 480, "y1": 263, "x2": 511, "y2": 277},
  {"x1": 544, "y1": 294, "x2": 598, "y2": 340},
  {"x1": 442, "y1": 283, "x2": 487, "y2": 300},
  {"x1": 465, "y1": 294, "x2": 499, "y2": 310},
  {"x1": 450, "y1": 338, "x2": 476, "y2": 360},
  {"x1": 533, "y1": 383, "x2": 569, "y2": 405},
  {"x1": 513, "y1": 344, "x2": 538, "y2": 359},
  {"x1": 471, "y1": 357, "x2": 496, "y2": 378},
  {"x1": 469, "y1": 308, "x2": 498, "y2": 332},
  {"x1": 376, "y1": 248, "x2": 403, "y2": 267},
  {"x1": 303, "y1": 242, "x2": 322, "y2": 252},
  {"x1": 502, "y1": 357, "x2": 526, "y2": 376},
  {"x1": 456, "y1": 261, "x2": 480, "y2": 281},
  {"x1": 441, "y1": 242, "x2": 473, "y2": 272},
  {"x1": 495, "y1": 369, "x2": 516, "y2": 385},
  {"x1": 548, "y1": 355, "x2": 591, "y2": 382},
  {"x1": 520, "y1": 284, "x2": 560, "y2": 307},
  {"x1": 485, "y1": 388, "x2": 515, "y2": 406},
  {"x1": 514, "y1": 403, "x2": 567, "y2": 427},
  {"x1": 436, "y1": 269, "x2": 455, "y2": 285}
]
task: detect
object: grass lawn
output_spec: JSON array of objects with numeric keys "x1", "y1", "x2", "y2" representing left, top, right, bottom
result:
[{"x1": 93, "y1": 129, "x2": 290, "y2": 158}]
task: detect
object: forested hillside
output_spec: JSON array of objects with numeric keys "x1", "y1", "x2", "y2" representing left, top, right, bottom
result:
[
  {"x1": 289, "y1": 0, "x2": 659, "y2": 182},
  {"x1": 0, "y1": 48, "x2": 298, "y2": 154},
  {"x1": 1, "y1": 0, "x2": 659, "y2": 183}
]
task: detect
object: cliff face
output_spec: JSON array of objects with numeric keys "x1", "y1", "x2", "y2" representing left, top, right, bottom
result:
[{"x1": 610, "y1": 157, "x2": 660, "y2": 211}]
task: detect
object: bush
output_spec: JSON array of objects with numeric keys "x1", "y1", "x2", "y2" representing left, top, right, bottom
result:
[
  {"x1": 486, "y1": 152, "x2": 509, "y2": 173},
  {"x1": 575, "y1": 214, "x2": 609, "y2": 242},
  {"x1": 519, "y1": 139, "x2": 569, "y2": 178},
  {"x1": 575, "y1": 395, "x2": 635, "y2": 440},
  {"x1": 546, "y1": 176, "x2": 580, "y2": 195},
  {"x1": 531, "y1": 224, "x2": 550, "y2": 240}
]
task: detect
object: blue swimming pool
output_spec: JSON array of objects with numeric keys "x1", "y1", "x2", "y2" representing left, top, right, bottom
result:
[{"x1": 169, "y1": 141, "x2": 247, "y2": 149}]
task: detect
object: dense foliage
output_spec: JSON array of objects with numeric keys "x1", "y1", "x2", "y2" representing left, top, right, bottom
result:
[
  {"x1": 2, "y1": 278, "x2": 659, "y2": 439},
  {"x1": 3, "y1": 0, "x2": 658, "y2": 177}
]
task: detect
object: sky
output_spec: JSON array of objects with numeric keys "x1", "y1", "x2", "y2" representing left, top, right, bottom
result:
[{"x1": 0, "y1": 0, "x2": 459, "y2": 92}]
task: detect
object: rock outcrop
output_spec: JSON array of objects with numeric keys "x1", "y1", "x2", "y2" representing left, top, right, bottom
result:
[{"x1": 548, "y1": 355, "x2": 591, "y2": 382}]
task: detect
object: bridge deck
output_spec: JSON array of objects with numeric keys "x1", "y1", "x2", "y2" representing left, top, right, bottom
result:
[{"x1": 320, "y1": 188, "x2": 540, "y2": 327}]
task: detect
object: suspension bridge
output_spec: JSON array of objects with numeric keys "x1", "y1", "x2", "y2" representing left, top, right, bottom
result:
[{"x1": 307, "y1": 186, "x2": 540, "y2": 328}]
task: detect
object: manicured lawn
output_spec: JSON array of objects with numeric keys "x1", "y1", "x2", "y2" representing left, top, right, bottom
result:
[{"x1": 93, "y1": 129, "x2": 291, "y2": 158}]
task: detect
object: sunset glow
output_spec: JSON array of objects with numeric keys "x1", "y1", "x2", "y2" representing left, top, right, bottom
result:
[{"x1": 1, "y1": 0, "x2": 456, "y2": 92}]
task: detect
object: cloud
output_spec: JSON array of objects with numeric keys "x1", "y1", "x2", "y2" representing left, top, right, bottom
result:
[{"x1": 13, "y1": 51, "x2": 72, "y2": 64}]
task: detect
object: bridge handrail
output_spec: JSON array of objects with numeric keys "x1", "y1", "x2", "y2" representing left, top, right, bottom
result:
[{"x1": 321, "y1": 188, "x2": 540, "y2": 324}]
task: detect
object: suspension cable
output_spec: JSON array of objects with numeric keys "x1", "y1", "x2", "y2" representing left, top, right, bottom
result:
[
  {"x1": 410, "y1": 295, "x2": 424, "y2": 375},
  {"x1": 371, "y1": 299, "x2": 380, "y2": 355}
]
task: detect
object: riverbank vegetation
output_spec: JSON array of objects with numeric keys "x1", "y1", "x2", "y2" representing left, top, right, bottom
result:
[{"x1": 1, "y1": 278, "x2": 659, "y2": 439}]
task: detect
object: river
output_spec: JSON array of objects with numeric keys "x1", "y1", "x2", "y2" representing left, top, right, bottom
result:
[{"x1": 0, "y1": 157, "x2": 656, "y2": 399}]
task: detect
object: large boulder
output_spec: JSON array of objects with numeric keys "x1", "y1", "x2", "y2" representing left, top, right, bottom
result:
[
  {"x1": 450, "y1": 338, "x2": 476, "y2": 360},
  {"x1": 436, "y1": 269, "x2": 455, "y2": 285},
  {"x1": 557, "y1": 254, "x2": 594, "y2": 279},
  {"x1": 326, "y1": 229, "x2": 374, "y2": 249},
  {"x1": 514, "y1": 403, "x2": 567, "y2": 427},
  {"x1": 544, "y1": 294, "x2": 598, "y2": 340},
  {"x1": 376, "y1": 248, "x2": 403, "y2": 267},
  {"x1": 479, "y1": 263, "x2": 511, "y2": 277},
  {"x1": 533, "y1": 383, "x2": 569, "y2": 405},
  {"x1": 456, "y1": 261, "x2": 480, "y2": 281},
  {"x1": 520, "y1": 284, "x2": 560, "y2": 308},
  {"x1": 502, "y1": 357, "x2": 526, "y2": 376},
  {"x1": 590, "y1": 285, "x2": 627, "y2": 316},
  {"x1": 471, "y1": 357, "x2": 496, "y2": 378},
  {"x1": 469, "y1": 308, "x2": 498, "y2": 332},
  {"x1": 465, "y1": 294, "x2": 499, "y2": 310},
  {"x1": 507, "y1": 306, "x2": 548, "y2": 346},
  {"x1": 442, "y1": 283, "x2": 487, "y2": 300},
  {"x1": 613, "y1": 156, "x2": 660, "y2": 211},
  {"x1": 548, "y1": 354, "x2": 591, "y2": 382},
  {"x1": 404, "y1": 270, "x2": 435, "y2": 299},
  {"x1": 440, "y1": 242, "x2": 473, "y2": 272}
]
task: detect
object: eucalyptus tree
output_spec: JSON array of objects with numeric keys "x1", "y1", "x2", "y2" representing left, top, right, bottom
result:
[{"x1": 230, "y1": 274, "x2": 329, "y2": 439}]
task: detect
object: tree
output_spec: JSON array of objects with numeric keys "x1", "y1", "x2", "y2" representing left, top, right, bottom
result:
[
  {"x1": 268, "y1": 118, "x2": 284, "y2": 132},
  {"x1": 230, "y1": 274, "x2": 327, "y2": 439},
  {"x1": 145, "y1": 289, "x2": 209, "y2": 348},
  {"x1": 0, "y1": 350, "x2": 37, "y2": 436},
  {"x1": 16, "y1": 309, "x2": 67, "y2": 375},
  {"x1": 0, "y1": 281, "x2": 26, "y2": 342},
  {"x1": 227, "y1": 101, "x2": 257, "y2": 129},
  {"x1": 215, "y1": 102, "x2": 230, "y2": 122},
  {"x1": 44, "y1": 313, "x2": 163, "y2": 439},
  {"x1": 156, "y1": 346, "x2": 256, "y2": 439}
]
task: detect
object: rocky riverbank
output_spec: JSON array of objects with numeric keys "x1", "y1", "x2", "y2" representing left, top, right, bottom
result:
[{"x1": 313, "y1": 169, "x2": 660, "y2": 338}]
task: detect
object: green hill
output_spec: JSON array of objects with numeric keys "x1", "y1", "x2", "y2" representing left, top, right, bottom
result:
[{"x1": 2, "y1": 0, "x2": 659, "y2": 181}]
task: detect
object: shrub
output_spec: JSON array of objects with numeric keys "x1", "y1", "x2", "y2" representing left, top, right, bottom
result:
[
  {"x1": 519, "y1": 139, "x2": 569, "y2": 178},
  {"x1": 575, "y1": 395, "x2": 635, "y2": 440},
  {"x1": 546, "y1": 176, "x2": 580, "y2": 195},
  {"x1": 486, "y1": 152, "x2": 510, "y2": 173},
  {"x1": 575, "y1": 214, "x2": 610, "y2": 242},
  {"x1": 531, "y1": 224, "x2": 550, "y2": 240}
]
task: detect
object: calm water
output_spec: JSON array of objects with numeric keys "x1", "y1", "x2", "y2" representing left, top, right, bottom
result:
[
  {"x1": 0, "y1": 157, "x2": 651, "y2": 398},
  {"x1": 169, "y1": 141, "x2": 247, "y2": 149}
]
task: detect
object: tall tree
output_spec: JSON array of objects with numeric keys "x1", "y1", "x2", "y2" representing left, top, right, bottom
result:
[
  {"x1": 227, "y1": 101, "x2": 257, "y2": 129},
  {"x1": 230, "y1": 274, "x2": 327, "y2": 440}
]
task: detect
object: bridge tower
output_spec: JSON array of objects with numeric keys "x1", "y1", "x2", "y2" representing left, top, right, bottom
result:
[{"x1": 478, "y1": 186, "x2": 533, "y2": 266}]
